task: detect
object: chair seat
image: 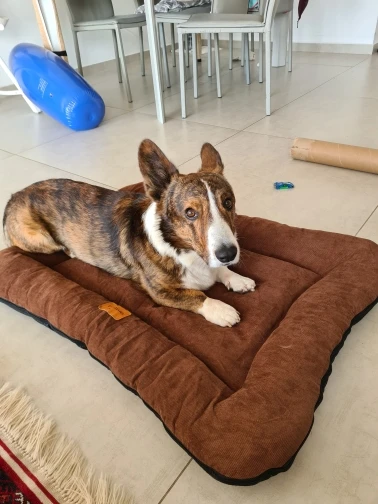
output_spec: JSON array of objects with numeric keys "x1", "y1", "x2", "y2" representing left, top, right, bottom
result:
[
  {"x1": 178, "y1": 13, "x2": 264, "y2": 30},
  {"x1": 74, "y1": 13, "x2": 145, "y2": 28},
  {"x1": 156, "y1": 5, "x2": 211, "y2": 23}
]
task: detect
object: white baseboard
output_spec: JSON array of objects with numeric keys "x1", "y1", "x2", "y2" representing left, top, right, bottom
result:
[
  {"x1": 292, "y1": 42, "x2": 374, "y2": 55},
  {"x1": 216, "y1": 36, "x2": 375, "y2": 55},
  {"x1": 1, "y1": 40, "x2": 375, "y2": 91}
]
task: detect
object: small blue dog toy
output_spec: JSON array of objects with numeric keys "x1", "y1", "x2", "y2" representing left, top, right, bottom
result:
[{"x1": 274, "y1": 182, "x2": 295, "y2": 190}]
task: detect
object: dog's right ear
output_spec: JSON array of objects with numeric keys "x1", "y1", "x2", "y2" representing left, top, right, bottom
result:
[{"x1": 138, "y1": 139, "x2": 179, "y2": 201}]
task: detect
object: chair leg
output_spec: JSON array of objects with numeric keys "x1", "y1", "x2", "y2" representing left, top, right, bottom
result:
[
  {"x1": 251, "y1": 33, "x2": 255, "y2": 53},
  {"x1": 170, "y1": 23, "x2": 176, "y2": 67},
  {"x1": 229, "y1": 34, "x2": 233, "y2": 70},
  {"x1": 207, "y1": 34, "x2": 212, "y2": 77},
  {"x1": 244, "y1": 34, "x2": 251, "y2": 85},
  {"x1": 214, "y1": 33, "x2": 222, "y2": 98},
  {"x1": 156, "y1": 24, "x2": 166, "y2": 90},
  {"x1": 159, "y1": 23, "x2": 171, "y2": 88},
  {"x1": 185, "y1": 34, "x2": 190, "y2": 67},
  {"x1": 288, "y1": 10, "x2": 293, "y2": 72},
  {"x1": 112, "y1": 30, "x2": 122, "y2": 83},
  {"x1": 115, "y1": 26, "x2": 132, "y2": 103},
  {"x1": 195, "y1": 34, "x2": 202, "y2": 61},
  {"x1": 72, "y1": 30, "x2": 83, "y2": 75},
  {"x1": 193, "y1": 33, "x2": 198, "y2": 99},
  {"x1": 259, "y1": 33, "x2": 263, "y2": 83},
  {"x1": 265, "y1": 31, "x2": 271, "y2": 115},
  {"x1": 139, "y1": 26, "x2": 145, "y2": 77},
  {"x1": 0, "y1": 57, "x2": 41, "y2": 113},
  {"x1": 241, "y1": 33, "x2": 245, "y2": 67},
  {"x1": 178, "y1": 31, "x2": 187, "y2": 118}
]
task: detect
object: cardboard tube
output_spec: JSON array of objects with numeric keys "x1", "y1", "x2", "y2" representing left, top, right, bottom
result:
[{"x1": 291, "y1": 138, "x2": 378, "y2": 175}]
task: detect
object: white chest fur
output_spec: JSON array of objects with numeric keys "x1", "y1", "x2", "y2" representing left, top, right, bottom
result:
[
  {"x1": 180, "y1": 251, "x2": 218, "y2": 291},
  {"x1": 143, "y1": 203, "x2": 218, "y2": 291}
]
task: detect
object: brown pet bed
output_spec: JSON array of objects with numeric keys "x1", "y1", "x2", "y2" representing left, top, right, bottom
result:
[{"x1": 1, "y1": 182, "x2": 377, "y2": 485}]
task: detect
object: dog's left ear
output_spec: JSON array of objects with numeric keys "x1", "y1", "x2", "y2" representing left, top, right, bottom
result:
[
  {"x1": 139, "y1": 139, "x2": 179, "y2": 201},
  {"x1": 199, "y1": 143, "x2": 224, "y2": 175}
]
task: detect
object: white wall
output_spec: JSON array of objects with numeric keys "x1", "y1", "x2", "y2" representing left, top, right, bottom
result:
[
  {"x1": 227, "y1": 0, "x2": 378, "y2": 51},
  {"x1": 293, "y1": 0, "x2": 378, "y2": 47},
  {"x1": 1, "y1": 0, "x2": 378, "y2": 89},
  {"x1": 0, "y1": 0, "x2": 146, "y2": 88}
]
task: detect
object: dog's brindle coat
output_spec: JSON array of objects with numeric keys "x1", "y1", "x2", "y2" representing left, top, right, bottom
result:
[{"x1": 3, "y1": 140, "x2": 255, "y2": 327}]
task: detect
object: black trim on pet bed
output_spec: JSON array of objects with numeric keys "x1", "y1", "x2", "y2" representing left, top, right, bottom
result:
[{"x1": 1, "y1": 296, "x2": 377, "y2": 486}]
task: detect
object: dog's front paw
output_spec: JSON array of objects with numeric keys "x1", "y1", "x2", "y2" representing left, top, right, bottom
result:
[
  {"x1": 198, "y1": 298, "x2": 240, "y2": 327},
  {"x1": 225, "y1": 272, "x2": 256, "y2": 293}
]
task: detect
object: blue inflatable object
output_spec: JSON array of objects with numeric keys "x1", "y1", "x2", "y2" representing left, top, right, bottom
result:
[{"x1": 10, "y1": 43, "x2": 105, "y2": 131}]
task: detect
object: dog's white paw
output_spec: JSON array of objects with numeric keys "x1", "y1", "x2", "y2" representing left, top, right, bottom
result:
[
  {"x1": 198, "y1": 298, "x2": 240, "y2": 327},
  {"x1": 225, "y1": 272, "x2": 256, "y2": 293}
]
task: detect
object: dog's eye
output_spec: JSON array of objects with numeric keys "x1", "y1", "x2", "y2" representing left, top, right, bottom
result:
[
  {"x1": 185, "y1": 208, "x2": 198, "y2": 220},
  {"x1": 223, "y1": 198, "x2": 233, "y2": 210}
]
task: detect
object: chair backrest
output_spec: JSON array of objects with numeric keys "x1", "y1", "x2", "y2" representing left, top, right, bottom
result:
[
  {"x1": 264, "y1": 0, "x2": 282, "y2": 27},
  {"x1": 276, "y1": 0, "x2": 294, "y2": 14},
  {"x1": 134, "y1": 0, "x2": 160, "y2": 8},
  {"x1": 211, "y1": 0, "x2": 249, "y2": 14},
  {"x1": 258, "y1": 0, "x2": 267, "y2": 16},
  {"x1": 66, "y1": 0, "x2": 115, "y2": 23}
]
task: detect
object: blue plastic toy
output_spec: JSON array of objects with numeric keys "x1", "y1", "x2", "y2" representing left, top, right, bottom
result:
[
  {"x1": 274, "y1": 182, "x2": 295, "y2": 190},
  {"x1": 10, "y1": 43, "x2": 105, "y2": 131}
]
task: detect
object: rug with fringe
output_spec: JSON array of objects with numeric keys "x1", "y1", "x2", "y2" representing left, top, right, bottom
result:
[
  {"x1": 0, "y1": 383, "x2": 133, "y2": 504},
  {"x1": 0, "y1": 442, "x2": 57, "y2": 503}
]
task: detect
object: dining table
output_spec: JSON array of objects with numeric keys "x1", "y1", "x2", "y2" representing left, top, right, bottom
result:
[{"x1": 143, "y1": 0, "x2": 166, "y2": 123}]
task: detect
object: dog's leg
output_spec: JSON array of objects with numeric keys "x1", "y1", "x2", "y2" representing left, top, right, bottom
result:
[
  {"x1": 198, "y1": 297, "x2": 240, "y2": 327},
  {"x1": 144, "y1": 284, "x2": 240, "y2": 327},
  {"x1": 216, "y1": 267, "x2": 256, "y2": 293}
]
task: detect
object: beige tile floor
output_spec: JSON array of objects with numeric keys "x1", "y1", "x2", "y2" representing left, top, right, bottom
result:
[{"x1": 1, "y1": 50, "x2": 378, "y2": 503}]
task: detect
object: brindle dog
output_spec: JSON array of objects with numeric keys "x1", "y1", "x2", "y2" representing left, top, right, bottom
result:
[{"x1": 3, "y1": 140, "x2": 255, "y2": 326}]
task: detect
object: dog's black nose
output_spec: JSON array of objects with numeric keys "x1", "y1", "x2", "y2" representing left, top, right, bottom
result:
[{"x1": 215, "y1": 245, "x2": 237, "y2": 264}]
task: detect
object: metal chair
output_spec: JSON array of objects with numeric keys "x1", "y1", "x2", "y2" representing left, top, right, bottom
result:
[
  {"x1": 211, "y1": 0, "x2": 251, "y2": 76},
  {"x1": 178, "y1": 0, "x2": 282, "y2": 117},
  {"x1": 0, "y1": 16, "x2": 40, "y2": 113},
  {"x1": 150, "y1": 3, "x2": 212, "y2": 88},
  {"x1": 66, "y1": 0, "x2": 148, "y2": 103}
]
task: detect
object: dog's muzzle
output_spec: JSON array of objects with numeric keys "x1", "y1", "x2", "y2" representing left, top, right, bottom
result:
[{"x1": 215, "y1": 244, "x2": 238, "y2": 264}]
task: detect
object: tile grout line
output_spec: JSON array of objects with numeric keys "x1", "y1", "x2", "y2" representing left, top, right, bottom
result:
[
  {"x1": 13, "y1": 56, "x2": 369, "y2": 157},
  {"x1": 10, "y1": 56, "x2": 376, "y2": 181},
  {"x1": 241, "y1": 59, "x2": 368, "y2": 132},
  {"x1": 239, "y1": 129, "x2": 293, "y2": 141},
  {"x1": 133, "y1": 55, "x2": 371, "y2": 130},
  {"x1": 131, "y1": 108, "x2": 242, "y2": 135},
  {"x1": 13, "y1": 105, "x2": 129, "y2": 159},
  {"x1": 355, "y1": 204, "x2": 378, "y2": 237},
  {"x1": 15, "y1": 124, "x2": 241, "y2": 184},
  {"x1": 15, "y1": 153, "x2": 117, "y2": 189},
  {"x1": 130, "y1": 55, "x2": 370, "y2": 116},
  {"x1": 0, "y1": 148, "x2": 15, "y2": 157},
  {"x1": 136, "y1": 59, "x2": 360, "y2": 133},
  {"x1": 176, "y1": 129, "x2": 243, "y2": 169},
  {"x1": 157, "y1": 459, "x2": 192, "y2": 504}
]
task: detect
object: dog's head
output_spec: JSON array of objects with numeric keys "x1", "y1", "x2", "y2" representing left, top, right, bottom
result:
[{"x1": 139, "y1": 139, "x2": 239, "y2": 268}]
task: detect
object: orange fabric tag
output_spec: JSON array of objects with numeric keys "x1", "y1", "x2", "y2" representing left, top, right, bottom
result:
[{"x1": 99, "y1": 302, "x2": 131, "y2": 320}]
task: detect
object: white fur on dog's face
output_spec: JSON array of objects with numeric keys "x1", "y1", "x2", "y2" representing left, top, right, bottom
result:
[
  {"x1": 203, "y1": 181, "x2": 240, "y2": 268},
  {"x1": 140, "y1": 140, "x2": 239, "y2": 271},
  {"x1": 143, "y1": 175, "x2": 239, "y2": 274}
]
